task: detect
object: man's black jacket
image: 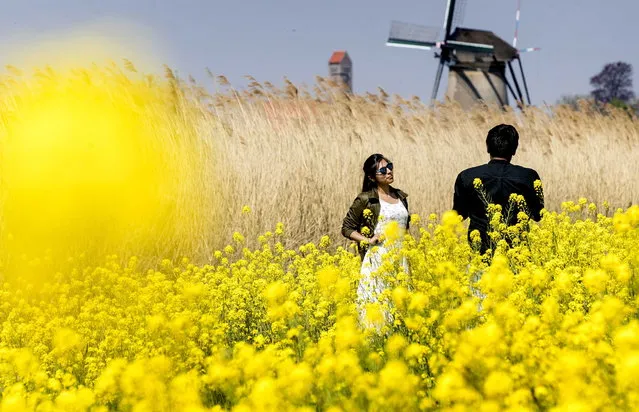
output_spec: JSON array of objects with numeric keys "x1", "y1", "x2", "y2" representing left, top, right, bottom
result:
[{"x1": 453, "y1": 159, "x2": 544, "y2": 252}]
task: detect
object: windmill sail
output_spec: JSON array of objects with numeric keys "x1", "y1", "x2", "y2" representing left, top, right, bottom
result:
[
  {"x1": 451, "y1": 0, "x2": 468, "y2": 32},
  {"x1": 386, "y1": 21, "x2": 440, "y2": 49},
  {"x1": 512, "y1": 0, "x2": 541, "y2": 53}
]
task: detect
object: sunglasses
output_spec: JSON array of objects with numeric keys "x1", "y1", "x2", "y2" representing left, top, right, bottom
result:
[{"x1": 376, "y1": 162, "x2": 394, "y2": 175}]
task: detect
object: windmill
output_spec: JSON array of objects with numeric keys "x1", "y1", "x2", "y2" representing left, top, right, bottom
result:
[{"x1": 386, "y1": 0, "x2": 539, "y2": 110}]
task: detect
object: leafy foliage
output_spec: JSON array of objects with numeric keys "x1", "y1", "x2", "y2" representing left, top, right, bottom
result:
[{"x1": 590, "y1": 61, "x2": 635, "y2": 104}]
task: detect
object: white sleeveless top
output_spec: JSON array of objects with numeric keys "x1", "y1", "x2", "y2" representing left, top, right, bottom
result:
[{"x1": 374, "y1": 198, "x2": 409, "y2": 237}]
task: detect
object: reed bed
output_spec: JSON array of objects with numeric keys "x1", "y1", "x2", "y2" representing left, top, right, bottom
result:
[
  {"x1": 1, "y1": 63, "x2": 638, "y2": 264},
  {"x1": 204, "y1": 75, "x2": 639, "y2": 253}
]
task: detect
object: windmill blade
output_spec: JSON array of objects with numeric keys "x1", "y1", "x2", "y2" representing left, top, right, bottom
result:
[
  {"x1": 387, "y1": 20, "x2": 440, "y2": 49},
  {"x1": 431, "y1": 58, "x2": 446, "y2": 101},
  {"x1": 451, "y1": 0, "x2": 468, "y2": 31},
  {"x1": 386, "y1": 42, "x2": 440, "y2": 50},
  {"x1": 513, "y1": 0, "x2": 542, "y2": 55},
  {"x1": 513, "y1": 0, "x2": 522, "y2": 47},
  {"x1": 442, "y1": 0, "x2": 459, "y2": 39}
]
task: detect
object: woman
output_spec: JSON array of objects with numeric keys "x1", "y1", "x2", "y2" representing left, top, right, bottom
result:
[{"x1": 342, "y1": 154, "x2": 410, "y2": 328}]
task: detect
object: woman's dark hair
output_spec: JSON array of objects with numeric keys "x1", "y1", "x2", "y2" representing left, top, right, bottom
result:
[
  {"x1": 486, "y1": 124, "x2": 519, "y2": 158},
  {"x1": 361, "y1": 153, "x2": 390, "y2": 192}
]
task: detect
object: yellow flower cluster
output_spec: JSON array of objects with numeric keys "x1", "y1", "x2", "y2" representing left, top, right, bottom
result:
[{"x1": 0, "y1": 203, "x2": 638, "y2": 410}]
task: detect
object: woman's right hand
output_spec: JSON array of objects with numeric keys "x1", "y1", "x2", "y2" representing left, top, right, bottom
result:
[{"x1": 369, "y1": 235, "x2": 380, "y2": 245}]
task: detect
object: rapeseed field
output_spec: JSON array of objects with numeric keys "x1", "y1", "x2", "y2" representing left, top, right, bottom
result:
[{"x1": 0, "y1": 63, "x2": 638, "y2": 411}]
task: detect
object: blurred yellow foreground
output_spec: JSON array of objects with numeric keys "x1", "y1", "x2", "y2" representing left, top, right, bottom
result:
[{"x1": 0, "y1": 63, "x2": 213, "y2": 272}]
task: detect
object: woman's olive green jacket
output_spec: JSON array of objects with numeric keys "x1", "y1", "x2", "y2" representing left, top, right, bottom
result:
[{"x1": 341, "y1": 187, "x2": 410, "y2": 260}]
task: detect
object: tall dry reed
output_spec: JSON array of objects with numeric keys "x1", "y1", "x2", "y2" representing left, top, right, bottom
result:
[
  {"x1": 1, "y1": 63, "x2": 638, "y2": 265},
  {"x1": 202, "y1": 75, "x2": 639, "y2": 254}
]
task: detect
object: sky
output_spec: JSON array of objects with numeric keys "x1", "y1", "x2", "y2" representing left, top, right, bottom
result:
[{"x1": 1, "y1": 0, "x2": 637, "y2": 107}]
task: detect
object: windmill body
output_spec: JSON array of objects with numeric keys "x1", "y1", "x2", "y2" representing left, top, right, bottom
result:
[
  {"x1": 445, "y1": 28, "x2": 518, "y2": 109},
  {"x1": 386, "y1": 0, "x2": 538, "y2": 110}
]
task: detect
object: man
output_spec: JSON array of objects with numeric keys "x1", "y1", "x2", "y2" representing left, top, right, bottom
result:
[{"x1": 453, "y1": 124, "x2": 544, "y2": 254}]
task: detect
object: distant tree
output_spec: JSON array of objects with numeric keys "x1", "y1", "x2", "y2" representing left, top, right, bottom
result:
[{"x1": 590, "y1": 62, "x2": 635, "y2": 104}]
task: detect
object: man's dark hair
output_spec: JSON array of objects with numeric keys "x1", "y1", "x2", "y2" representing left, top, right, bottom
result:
[{"x1": 486, "y1": 124, "x2": 519, "y2": 158}]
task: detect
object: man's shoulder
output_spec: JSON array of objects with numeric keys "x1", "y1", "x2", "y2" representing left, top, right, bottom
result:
[
  {"x1": 457, "y1": 164, "x2": 486, "y2": 179},
  {"x1": 460, "y1": 164, "x2": 487, "y2": 174},
  {"x1": 509, "y1": 163, "x2": 540, "y2": 178},
  {"x1": 458, "y1": 162, "x2": 540, "y2": 175}
]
